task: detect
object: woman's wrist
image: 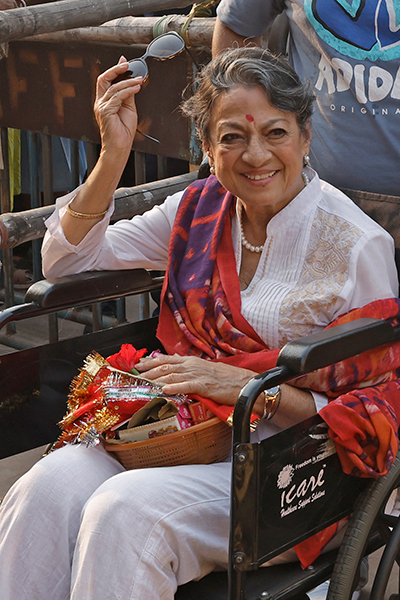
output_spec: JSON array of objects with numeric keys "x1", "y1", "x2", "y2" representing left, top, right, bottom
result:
[
  {"x1": 253, "y1": 384, "x2": 316, "y2": 426},
  {"x1": 99, "y1": 142, "x2": 132, "y2": 166},
  {"x1": 96, "y1": 147, "x2": 130, "y2": 185},
  {"x1": 69, "y1": 150, "x2": 125, "y2": 214}
]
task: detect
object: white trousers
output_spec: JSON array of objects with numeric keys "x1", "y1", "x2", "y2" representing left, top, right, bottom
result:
[{"x1": 0, "y1": 443, "x2": 232, "y2": 600}]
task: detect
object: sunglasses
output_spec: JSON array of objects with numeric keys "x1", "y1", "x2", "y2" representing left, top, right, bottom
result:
[
  {"x1": 113, "y1": 31, "x2": 186, "y2": 144},
  {"x1": 114, "y1": 31, "x2": 186, "y2": 84}
]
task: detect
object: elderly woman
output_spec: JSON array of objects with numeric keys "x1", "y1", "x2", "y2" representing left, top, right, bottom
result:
[{"x1": 0, "y1": 47, "x2": 398, "y2": 600}]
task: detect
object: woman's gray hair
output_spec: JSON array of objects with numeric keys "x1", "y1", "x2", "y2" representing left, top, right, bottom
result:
[{"x1": 181, "y1": 46, "x2": 315, "y2": 143}]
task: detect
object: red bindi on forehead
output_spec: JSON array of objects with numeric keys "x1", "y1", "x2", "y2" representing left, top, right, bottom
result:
[{"x1": 245, "y1": 114, "x2": 255, "y2": 122}]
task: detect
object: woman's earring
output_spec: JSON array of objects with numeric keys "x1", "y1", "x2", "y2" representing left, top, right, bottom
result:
[
  {"x1": 210, "y1": 164, "x2": 216, "y2": 175},
  {"x1": 303, "y1": 154, "x2": 310, "y2": 167}
]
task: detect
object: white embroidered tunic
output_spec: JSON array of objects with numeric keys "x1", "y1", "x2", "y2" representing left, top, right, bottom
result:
[
  {"x1": 42, "y1": 168, "x2": 398, "y2": 433},
  {"x1": 43, "y1": 169, "x2": 398, "y2": 352}
]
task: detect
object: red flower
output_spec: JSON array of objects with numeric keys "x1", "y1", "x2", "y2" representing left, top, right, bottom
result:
[{"x1": 106, "y1": 344, "x2": 147, "y2": 373}]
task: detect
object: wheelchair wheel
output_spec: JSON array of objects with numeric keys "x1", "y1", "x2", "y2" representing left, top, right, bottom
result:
[{"x1": 328, "y1": 451, "x2": 400, "y2": 600}]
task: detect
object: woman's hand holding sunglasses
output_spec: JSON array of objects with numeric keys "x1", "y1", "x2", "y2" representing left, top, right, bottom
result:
[
  {"x1": 94, "y1": 33, "x2": 185, "y2": 156},
  {"x1": 94, "y1": 56, "x2": 143, "y2": 158}
]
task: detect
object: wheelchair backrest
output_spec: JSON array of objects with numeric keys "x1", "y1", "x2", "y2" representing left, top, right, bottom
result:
[
  {"x1": 231, "y1": 414, "x2": 368, "y2": 569},
  {"x1": 344, "y1": 188, "x2": 400, "y2": 285}
]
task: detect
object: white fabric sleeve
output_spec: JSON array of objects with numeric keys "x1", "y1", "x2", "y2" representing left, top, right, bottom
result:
[
  {"x1": 216, "y1": 0, "x2": 283, "y2": 38},
  {"x1": 310, "y1": 227, "x2": 398, "y2": 413},
  {"x1": 310, "y1": 391, "x2": 329, "y2": 412},
  {"x1": 332, "y1": 228, "x2": 399, "y2": 319},
  {"x1": 42, "y1": 188, "x2": 184, "y2": 281}
]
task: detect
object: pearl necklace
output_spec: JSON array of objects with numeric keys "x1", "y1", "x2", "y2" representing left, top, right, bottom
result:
[{"x1": 240, "y1": 170, "x2": 310, "y2": 253}]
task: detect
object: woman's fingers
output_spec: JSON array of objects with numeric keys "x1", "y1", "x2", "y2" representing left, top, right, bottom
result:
[
  {"x1": 137, "y1": 354, "x2": 185, "y2": 369},
  {"x1": 97, "y1": 77, "x2": 142, "y2": 109},
  {"x1": 96, "y1": 57, "x2": 143, "y2": 117},
  {"x1": 137, "y1": 357, "x2": 206, "y2": 397},
  {"x1": 98, "y1": 84, "x2": 140, "y2": 116},
  {"x1": 136, "y1": 355, "x2": 187, "y2": 381},
  {"x1": 136, "y1": 355, "x2": 255, "y2": 405},
  {"x1": 96, "y1": 57, "x2": 129, "y2": 95}
]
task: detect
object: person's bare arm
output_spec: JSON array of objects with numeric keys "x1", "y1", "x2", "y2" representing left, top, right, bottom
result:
[
  {"x1": 212, "y1": 16, "x2": 262, "y2": 57},
  {"x1": 60, "y1": 58, "x2": 143, "y2": 246}
]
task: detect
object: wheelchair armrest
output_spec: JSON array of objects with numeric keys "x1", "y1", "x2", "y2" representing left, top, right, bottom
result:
[
  {"x1": 0, "y1": 269, "x2": 164, "y2": 331},
  {"x1": 234, "y1": 317, "x2": 400, "y2": 442},
  {"x1": 277, "y1": 317, "x2": 400, "y2": 373},
  {"x1": 24, "y1": 269, "x2": 161, "y2": 310}
]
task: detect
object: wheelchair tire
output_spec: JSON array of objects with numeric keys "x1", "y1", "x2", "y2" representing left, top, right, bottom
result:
[{"x1": 328, "y1": 450, "x2": 400, "y2": 600}]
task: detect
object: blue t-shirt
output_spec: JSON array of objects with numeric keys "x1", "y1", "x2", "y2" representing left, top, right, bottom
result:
[{"x1": 217, "y1": 0, "x2": 400, "y2": 195}]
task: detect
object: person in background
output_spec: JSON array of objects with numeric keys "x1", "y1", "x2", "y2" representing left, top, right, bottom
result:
[
  {"x1": 0, "y1": 46, "x2": 399, "y2": 600},
  {"x1": 212, "y1": 0, "x2": 400, "y2": 196}
]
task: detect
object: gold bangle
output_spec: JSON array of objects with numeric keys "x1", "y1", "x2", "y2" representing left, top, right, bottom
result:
[{"x1": 66, "y1": 203, "x2": 108, "y2": 220}]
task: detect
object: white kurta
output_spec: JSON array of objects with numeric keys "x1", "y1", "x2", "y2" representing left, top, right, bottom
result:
[
  {"x1": 0, "y1": 170, "x2": 397, "y2": 600},
  {"x1": 43, "y1": 168, "x2": 398, "y2": 350}
]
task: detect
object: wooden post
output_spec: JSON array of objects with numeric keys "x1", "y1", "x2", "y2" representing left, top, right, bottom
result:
[
  {"x1": 0, "y1": 0, "x2": 192, "y2": 44},
  {"x1": 23, "y1": 16, "x2": 215, "y2": 48},
  {"x1": 0, "y1": 170, "x2": 198, "y2": 249}
]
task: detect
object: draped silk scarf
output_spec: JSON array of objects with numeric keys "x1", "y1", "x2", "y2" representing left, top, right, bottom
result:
[{"x1": 157, "y1": 175, "x2": 400, "y2": 567}]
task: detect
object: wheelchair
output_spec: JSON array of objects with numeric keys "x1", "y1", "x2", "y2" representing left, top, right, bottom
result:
[{"x1": 0, "y1": 177, "x2": 400, "y2": 600}]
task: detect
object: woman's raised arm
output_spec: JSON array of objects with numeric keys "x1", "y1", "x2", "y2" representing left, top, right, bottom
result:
[{"x1": 61, "y1": 58, "x2": 143, "y2": 246}]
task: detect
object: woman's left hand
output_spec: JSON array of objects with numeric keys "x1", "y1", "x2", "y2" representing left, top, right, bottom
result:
[{"x1": 135, "y1": 354, "x2": 256, "y2": 406}]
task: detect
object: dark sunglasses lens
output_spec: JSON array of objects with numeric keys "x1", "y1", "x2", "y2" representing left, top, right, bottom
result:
[
  {"x1": 126, "y1": 60, "x2": 148, "y2": 79},
  {"x1": 149, "y1": 34, "x2": 185, "y2": 58}
]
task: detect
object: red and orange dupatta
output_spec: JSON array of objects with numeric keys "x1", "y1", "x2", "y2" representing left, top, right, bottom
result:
[{"x1": 157, "y1": 175, "x2": 400, "y2": 566}]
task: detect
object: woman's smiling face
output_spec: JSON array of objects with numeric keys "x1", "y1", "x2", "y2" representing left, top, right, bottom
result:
[{"x1": 205, "y1": 85, "x2": 311, "y2": 218}]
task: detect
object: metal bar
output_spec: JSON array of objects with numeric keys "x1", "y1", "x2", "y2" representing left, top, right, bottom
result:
[
  {"x1": 134, "y1": 151, "x2": 146, "y2": 185},
  {"x1": 1, "y1": 249, "x2": 15, "y2": 331},
  {"x1": 91, "y1": 302, "x2": 103, "y2": 332},
  {"x1": 41, "y1": 133, "x2": 54, "y2": 206},
  {"x1": 0, "y1": 128, "x2": 15, "y2": 334},
  {"x1": 139, "y1": 293, "x2": 150, "y2": 320},
  {"x1": 157, "y1": 156, "x2": 168, "y2": 180},
  {"x1": 48, "y1": 312, "x2": 59, "y2": 343},
  {"x1": 71, "y1": 139, "x2": 80, "y2": 189},
  {"x1": 27, "y1": 132, "x2": 42, "y2": 282},
  {"x1": 32, "y1": 238, "x2": 42, "y2": 283},
  {"x1": 370, "y1": 518, "x2": 400, "y2": 600},
  {"x1": 135, "y1": 150, "x2": 150, "y2": 321},
  {"x1": 57, "y1": 307, "x2": 117, "y2": 329},
  {"x1": 0, "y1": 288, "x2": 24, "y2": 304},
  {"x1": 0, "y1": 330, "x2": 32, "y2": 350},
  {"x1": 116, "y1": 298, "x2": 126, "y2": 324}
]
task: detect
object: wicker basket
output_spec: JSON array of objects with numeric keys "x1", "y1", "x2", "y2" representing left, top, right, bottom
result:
[{"x1": 104, "y1": 417, "x2": 232, "y2": 470}]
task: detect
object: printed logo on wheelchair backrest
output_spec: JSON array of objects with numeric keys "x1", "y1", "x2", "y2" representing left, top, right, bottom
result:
[
  {"x1": 304, "y1": 0, "x2": 400, "y2": 61},
  {"x1": 256, "y1": 436, "x2": 347, "y2": 556},
  {"x1": 276, "y1": 438, "x2": 336, "y2": 518},
  {"x1": 255, "y1": 423, "x2": 368, "y2": 557}
]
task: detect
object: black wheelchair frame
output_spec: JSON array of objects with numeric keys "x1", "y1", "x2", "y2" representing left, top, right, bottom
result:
[{"x1": 1, "y1": 182, "x2": 400, "y2": 600}]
